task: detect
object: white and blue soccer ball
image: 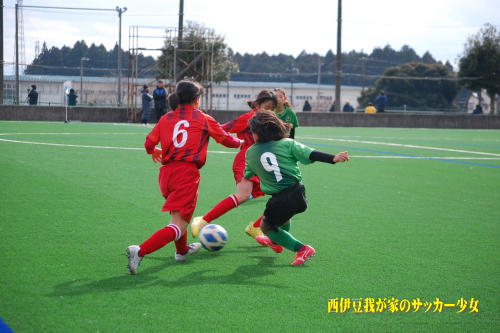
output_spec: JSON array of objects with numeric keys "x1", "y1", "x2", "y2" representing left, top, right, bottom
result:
[{"x1": 199, "y1": 224, "x2": 228, "y2": 251}]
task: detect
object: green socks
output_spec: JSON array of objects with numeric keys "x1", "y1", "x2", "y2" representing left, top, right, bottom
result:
[
  {"x1": 267, "y1": 228, "x2": 303, "y2": 252},
  {"x1": 279, "y1": 222, "x2": 291, "y2": 232}
]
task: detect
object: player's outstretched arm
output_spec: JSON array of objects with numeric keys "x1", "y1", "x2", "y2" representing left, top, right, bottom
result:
[{"x1": 309, "y1": 150, "x2": 349, "y2": 164}]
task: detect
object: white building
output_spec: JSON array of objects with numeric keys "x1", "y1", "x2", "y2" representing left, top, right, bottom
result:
[{"x1": 3, "y1": 75, "x2": 362, "y2": 111}]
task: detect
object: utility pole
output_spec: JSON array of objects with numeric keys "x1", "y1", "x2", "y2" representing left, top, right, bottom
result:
[
  {"x1": 317, "y1": 55, "x2": 323, "y2": 108},
  {"x1": 361, "y1": 57, "x2": 367, "y2": 91},
  {"x1": 80, "y1": 57, "x2": 89, "y2": 104},
  {"x1": 15, "y1": 3, "x2": 19, "y2": 104},
  {"x1": 334, "y1": 0, "x2": 342, "y2": 111},
  {"x1": 176, "y1": 0, "x2": 184, "y2": 82},
  {"x1": 178, "y1": 0, "x2": 184, "y2": 49},
  {"x1": 0, "y1": 0, "x2": 4, "y2": 104},
  {"x1": 116, "y1": 6, "x2": 127, "y2": 106}
]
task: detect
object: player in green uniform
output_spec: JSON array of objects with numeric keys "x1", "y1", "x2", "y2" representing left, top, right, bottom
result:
[
  {"x1": 244, "y1": 111, "x2": 349, "y2": 265},
  {"x1": 274, "y1": 88, "x2": 299, "y2": 139}
]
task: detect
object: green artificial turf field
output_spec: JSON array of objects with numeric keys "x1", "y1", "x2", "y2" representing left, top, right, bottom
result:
[{"x1": 0, "y1": 121, "x2": 498, "y2": 332}]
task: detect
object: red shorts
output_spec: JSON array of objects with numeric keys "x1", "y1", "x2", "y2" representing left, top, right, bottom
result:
[
  {"x1": 233, "y1": 147, "x2": 264, "y2": 199},
  {"x1": 158, "y1": 162, "x2": 200, "y2": 222}
]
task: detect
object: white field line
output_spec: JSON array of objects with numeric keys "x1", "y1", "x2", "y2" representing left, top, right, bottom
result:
[
  {"x1": 299, "y1": 136, "x2": 500, "y2": 157},
  {"x1": 1, "y1": 134, "x2": 499, "y2": 159},
  {"x1": 0, "y1": 140, "x2": 498, "y2": 160},
  {"x1": 346, "y1": 156, "x2": 500, "y2": 160},
  {"x1": 0, "y1": 138, "x2": 143, "y2": 150},
  {"x1": 0, "y1": 132, "x2": 141, "y2": 136}
]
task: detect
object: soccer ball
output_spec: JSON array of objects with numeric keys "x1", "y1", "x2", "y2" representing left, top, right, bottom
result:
[{"x1": 199, "y1": 224, "x2": 228, "y2": 251}]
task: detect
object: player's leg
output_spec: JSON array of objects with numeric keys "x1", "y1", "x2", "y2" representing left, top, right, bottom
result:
[
  {"x1": 191, "y1": 178, "x2": 253, "y2": 237},
  {"x1": 127, "y1": 164, "x2": 200, "y2": 274},
  {"x1": 279, "y1": 221, "x2": 291, "y2": 232},
  {"x1": 245, "y1": 215, "x2": 264, "y2": 239},
  {"x1": 260, "y1": 219, "x2": 301, "y2": 252},
  {"x1": 126, "y1": 221, "x2": 183, "y2": 275},
  {"x1": 258, "y1": 184, "x2": 315, "y2": 265},
  {"x1": 172, "y1": 211, "x2": 201, "y2": 262}
]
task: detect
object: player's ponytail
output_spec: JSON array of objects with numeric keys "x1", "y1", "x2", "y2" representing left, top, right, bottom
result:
[{"x1": 168, "y1": 78, "x2": 204, "y2": 110}]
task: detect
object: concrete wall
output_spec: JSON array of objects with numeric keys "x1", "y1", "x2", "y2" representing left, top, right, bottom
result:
[
  {"x1": 0, "y1": 105, "x2": 128, "y2": 123},
  {"x1": 211, "y1": 111, "x2": 500, "y2": 129},
  {"x1": 0, "y1": 105, "x2": 499, "y2": 129}
]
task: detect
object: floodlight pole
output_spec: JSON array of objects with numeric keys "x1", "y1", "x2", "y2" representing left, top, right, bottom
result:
[
  {"x1": 116, "y1": 6, "x2": 127, "y2": 106},
  {"x1": 334, "y1": 0, "x2": 342, "y2": 111},
  {"x1": 0, "y1": 0, "x2": 4, "y2": 104},
  {"x1": 80, "y1": 57, "x2": 89, "y2": 104},
  {"x1": 15, "y1": 4, "x2": 20, "y2": 104}
]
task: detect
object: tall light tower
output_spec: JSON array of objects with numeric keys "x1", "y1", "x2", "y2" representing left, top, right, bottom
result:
[{"x1": 116, "y1": 6, "x2": 127, "y2": 106}]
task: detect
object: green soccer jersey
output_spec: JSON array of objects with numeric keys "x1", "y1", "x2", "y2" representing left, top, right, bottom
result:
[
  {"x1": 275, "y1": 106, "x2": 299, "y2": 128},
  {"x1": 244, "y1": 138, "x2": 314, "y2": 194}
]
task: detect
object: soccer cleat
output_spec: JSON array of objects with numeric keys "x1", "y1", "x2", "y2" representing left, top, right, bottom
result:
[
  {"x1": 255, "y1": 235, "x2": 284, "y2": 254},
  {"x1": 126, "y1": 245, "x2": 143, "y2": 275},
  {"x1": 291, "y1": 245, "x2": 316, "y2": 265},
  {"x1": 175, "y1": 242, "x2": 201, "y2": 262},
  {"x1": 191, "y1": 217, "x2": 208, "y2": 237},
  {"x1": 245, "y1": 222, "x2": 264, "y2": 239}
]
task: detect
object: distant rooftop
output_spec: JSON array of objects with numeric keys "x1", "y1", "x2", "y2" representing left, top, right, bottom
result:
[{"x1": 4, "y1": 74, "x2": 362, "y2": 89}]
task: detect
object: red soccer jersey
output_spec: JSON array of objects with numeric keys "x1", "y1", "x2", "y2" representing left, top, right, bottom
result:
[
  {"x1": 145, "y1": 105, "x2": 239, "y2": 168},
  {"x1": 221, "y1": 109, "x2": 257, "y2": 148}
]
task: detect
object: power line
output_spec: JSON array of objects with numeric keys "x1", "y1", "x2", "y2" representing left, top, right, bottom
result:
[{"x1": 19, "y1": 5, "x2": 116, "y2": 11}]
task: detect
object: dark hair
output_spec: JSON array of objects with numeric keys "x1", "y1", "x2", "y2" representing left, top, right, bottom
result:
[
  {"x1": 168, "y1": 79, "x2": 204, "y2": 110},
  {"x1": 248, "y1": 111, "x2": 291, "y2": 143},
  {"x1": 273, "y1": 88, "x2": 293, "y2": 109},
  {"x1": 31, "y1": 85, "x2": 36, "y2": 89},
  {"x1": 70, "y1": 89, "x2": 75, "y2": 93},
  {"x1": 368, "y1": 102, "x2": 373, "y2": 106},
  {"x1": 246, "y1": 90, "x2": 277, "y2": 110}
]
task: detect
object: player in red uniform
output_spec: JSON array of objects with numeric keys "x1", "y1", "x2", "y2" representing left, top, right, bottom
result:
[
  {"x1": 190, "y1": 90, "x2": 277, "y2": 239},
  {"x1": 126, "y1": 79, "x2": 243, "y2": 275}
]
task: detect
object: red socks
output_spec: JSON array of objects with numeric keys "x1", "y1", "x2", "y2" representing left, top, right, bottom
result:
[
  {"x1": 203, "y1": 195, "x2": 239, "y2": 223},
  {"x1": 252, "y1": 215, "x2": 263, "y2": 228},
  {"x1": 139, "y1": 224, "x2": 182, "y2": 257},
  {"x1": 174, "y1": 230, "x2": 189, "y2": 255}
]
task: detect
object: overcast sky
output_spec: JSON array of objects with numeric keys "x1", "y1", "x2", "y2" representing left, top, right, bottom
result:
[{"x1": 4, "y1": 0, "x2": 499, "y2": 74}]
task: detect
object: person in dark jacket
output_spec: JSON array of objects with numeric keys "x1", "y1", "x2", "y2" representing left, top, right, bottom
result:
[
  {"x1": 375, "y1": 92, "x2": 388, "y2": 112},
  {"x1": 472, "y1": 104, "x2": 483, "y2": 114},
  {"x1": 303, "y1": 100, "x2": 312, "y2": 112},
  {"x1": 153, "y1": 80, "x2": 168, "y2": 122},
  {"x1": 67, "y1": 89, "x2": 78, "y2": 106},
  {"x1": 342, "y1": 100, "x2": 354, "y2": 112},
  {"x1": 28, "y1": 85, "x2": 39, "y2": 105},
  {"x1": 141, "y1": 85, "x2": 153, "y2": 126}
]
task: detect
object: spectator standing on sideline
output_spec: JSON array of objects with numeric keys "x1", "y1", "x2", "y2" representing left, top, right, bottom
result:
[
  {"x1": 141, "y1": 85, "x2": 153, "y2": 126},
  {"x1": 472, "y1": 104, "x2": 483, "y2": 114},
  {"x1": 67, "y1": 89, "x2": 78, "y2": 106},
  {"x1": 375, "y1": 92, "x2": 388, "y2": 112},
  {"x1": 303, "y1": 100, "x2": 312, "y2": 112},
  {"x1": 365, "y1": 102, "x2": 376, "y2": 114},
  {"x1": 342, "y1": 100, "x2": 354, "y2": 112},
  {"x1": 153, "y1": 80, "x2": 168, "y2": 122},
  {"x1": 28, "y1": 85, "x2": 38, "y2": 105},
  {"x1": 329, "y1": 101, "x2": 337, "y2": 112}
]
